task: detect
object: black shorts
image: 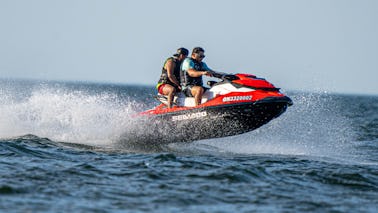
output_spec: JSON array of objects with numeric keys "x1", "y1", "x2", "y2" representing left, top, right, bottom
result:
[
  {"x1": 183, "y1": 85, "x2": 208, "y2": 97},
  {"x1": 183, "y1": 85, "x2": 194, "y2": 97}
]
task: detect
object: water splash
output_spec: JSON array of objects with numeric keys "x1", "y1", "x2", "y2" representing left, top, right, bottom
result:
[
  {"x1": 0, "y1": 80, "x2": 362, "y2": 161},
  {"x1": 190, "y1": 92, "x2": 356, "y2": 160},
  {"x1": 0, "y1": 83, "x2": 142, "y2": 146}
]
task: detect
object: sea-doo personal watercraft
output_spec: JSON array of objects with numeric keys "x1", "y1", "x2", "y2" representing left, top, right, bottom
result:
[{"x1": 139, "y1": 72, "x2": 292, "y2": 143}]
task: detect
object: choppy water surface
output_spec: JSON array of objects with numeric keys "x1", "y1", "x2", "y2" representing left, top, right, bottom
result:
[{"x1": 1, "y1": 79, "x2": 377, "y2": 212}]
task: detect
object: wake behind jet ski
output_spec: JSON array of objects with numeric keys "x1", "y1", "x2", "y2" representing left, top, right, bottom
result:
[{"x1": 138, "y1": 72, "x2": 292, "y2": 143}]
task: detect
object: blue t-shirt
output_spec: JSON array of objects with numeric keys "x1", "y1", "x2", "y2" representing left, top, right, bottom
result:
[{"x1": 181, "y1": 58, "x2": 211, "y2": 71}]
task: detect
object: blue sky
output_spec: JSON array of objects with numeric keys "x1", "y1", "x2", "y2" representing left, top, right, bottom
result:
[{"x1": 1, "y1": 0, "x2": 377, "y2": 95}]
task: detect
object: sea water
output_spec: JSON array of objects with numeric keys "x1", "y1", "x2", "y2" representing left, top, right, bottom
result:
[{"x1": 0, "y1": 79, "x2": 377, "y2": 212}]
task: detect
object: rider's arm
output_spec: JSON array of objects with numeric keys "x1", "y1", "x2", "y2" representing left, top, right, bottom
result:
[
  {"x1": 201, "y1": 62, "x2": 216, "y2": 77},
  {"x1": 184, "y1": 60, "x2": 212, "y2": 77},
  {"x1": 165, "y1": 59, "x2": 181, "y2": 87},
  {"x1": 187, "y1": 69, "x2": 208, "y2": 77}
]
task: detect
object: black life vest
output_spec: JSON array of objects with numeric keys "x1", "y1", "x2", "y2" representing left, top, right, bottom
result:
[
  {"x1": 180, "y1": 58, "x2": 206, "y2": 87},
  {"x1": 157, "y1": 57, "x2": 181, "y2": 87}
]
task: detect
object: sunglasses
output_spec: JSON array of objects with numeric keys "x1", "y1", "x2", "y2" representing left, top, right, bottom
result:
[{"x1": 197, "y1": 54, "x2": 205, "y2": 58}]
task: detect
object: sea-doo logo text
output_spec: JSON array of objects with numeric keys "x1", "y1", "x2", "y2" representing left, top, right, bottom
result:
[
  {"x1": 172, "y1": 111, "x2": 207, "y2": 121},
  {"x1": 222, "y1": 95, "x2": 252, "y2": 102}
]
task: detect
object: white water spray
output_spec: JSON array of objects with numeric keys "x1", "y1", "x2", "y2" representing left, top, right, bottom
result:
[
  {"x1": 0, "y1": 84, "x2": 142, "y2": 146},
  {"x1": 189, "y1": 92, "x2": 356, "y2": 160},
  {"x1": 0, "y1": 81, "x2": 358, "y2": 160}
]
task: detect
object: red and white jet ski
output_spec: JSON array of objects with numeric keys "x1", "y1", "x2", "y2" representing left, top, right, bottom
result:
[{"x1": 139, "y1": 73, "x2": 292, "y2": 143}]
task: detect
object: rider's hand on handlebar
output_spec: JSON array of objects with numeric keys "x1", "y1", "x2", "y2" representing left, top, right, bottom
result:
[{"x1": 203, "y1": 71, "x2": 213, "y2": 77}]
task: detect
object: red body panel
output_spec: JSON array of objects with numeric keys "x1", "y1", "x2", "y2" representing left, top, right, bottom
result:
[{"x1": 233, "y1": 74, "x2": 276, "y2": 89}]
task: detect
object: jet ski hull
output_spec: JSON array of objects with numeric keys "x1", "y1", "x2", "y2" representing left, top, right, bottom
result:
[
  {"x1": 139, "y1": 96, "x2": 291, "y2": 143},
  {"x1": 135, "y1": 73, "x2": 292, "y2": 144}
]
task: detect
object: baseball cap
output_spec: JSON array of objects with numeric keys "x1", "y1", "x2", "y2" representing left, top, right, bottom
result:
[
  {"x1": 173, "y1": 47, "x2": 189, "y2": 57},
  {"x1": 192, "y1": 47, "x2": 205, "y2": 54}
]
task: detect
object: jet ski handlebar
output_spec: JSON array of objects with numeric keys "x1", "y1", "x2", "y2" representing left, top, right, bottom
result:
[{"x1": 208, "y1": 71, "x2": 239, "y2": 81}]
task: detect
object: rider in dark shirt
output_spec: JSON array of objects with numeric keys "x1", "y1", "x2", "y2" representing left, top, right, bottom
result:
[{"x1": 156, "y1": 47, "x2": 189, "y2": 108}]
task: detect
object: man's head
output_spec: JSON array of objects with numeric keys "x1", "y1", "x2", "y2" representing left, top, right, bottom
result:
[
  {"x1": 191, "y1": 47, "x2": 206, "y2": 61},
  {"x1": 173, "y1": 47, "x2": 189, "y2": 60}
]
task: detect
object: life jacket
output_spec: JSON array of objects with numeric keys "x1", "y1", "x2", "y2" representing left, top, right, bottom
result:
[
  {"x1": 180, "y1": 58, "x2": 205, "y2": 87},
  {"x1": 157, "y1": 57, "x2": 181, "y2": 87}
]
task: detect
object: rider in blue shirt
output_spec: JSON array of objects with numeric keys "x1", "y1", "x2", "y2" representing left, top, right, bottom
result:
[{"x1": 180, "y1": 47, "x2": 215, "y2": 106}]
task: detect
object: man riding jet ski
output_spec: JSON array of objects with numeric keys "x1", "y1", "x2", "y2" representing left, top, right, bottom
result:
[
  {"x1": 156, "y1": 47, "x2": 189, "y2": 108},
  {"x1": 180, "y1": 47, "x2": 216, "y2": 106}
]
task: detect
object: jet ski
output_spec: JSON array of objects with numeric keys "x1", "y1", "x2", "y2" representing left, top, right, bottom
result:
[{"x1": 138, "y1": 72, "x2": 292, "y2": 143}]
